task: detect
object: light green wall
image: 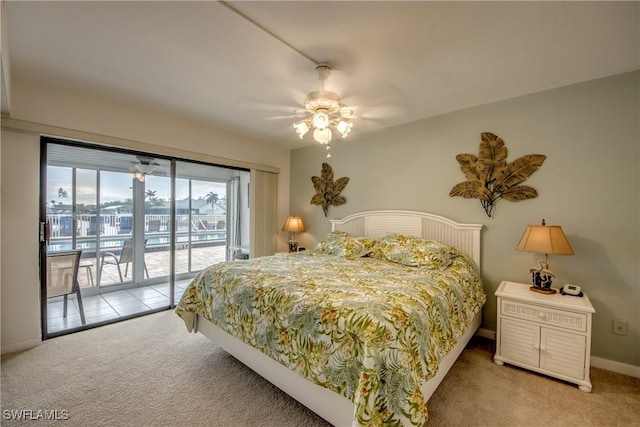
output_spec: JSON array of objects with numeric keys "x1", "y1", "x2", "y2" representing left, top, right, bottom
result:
[{"x1": 290, "y1": 71, "x2": 640, "y2": 367}]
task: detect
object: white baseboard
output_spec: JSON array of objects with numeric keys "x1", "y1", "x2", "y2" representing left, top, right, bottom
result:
[
  {"x1": 475, "y1": 327, "x2": 496, "y2": 340},
  {"x1": 474, "y1": 328, "x2": 639, "y2": 379},
  {"x1": 1, "y1": 337, "x2": 41, "y2": 355},
  {"x1": 591, "y1": 356, "x2": 640, "y2": 379}
]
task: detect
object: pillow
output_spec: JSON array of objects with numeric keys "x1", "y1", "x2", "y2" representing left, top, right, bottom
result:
[
  {"x1": 314, "y1": 231, "x2": 376, "y2": 259},
  {"x1": 371, "y1": 233, "x2": 459, "y2": 269}
]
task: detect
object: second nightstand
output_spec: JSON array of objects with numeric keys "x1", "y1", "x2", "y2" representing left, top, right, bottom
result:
[{"x1": 494, "y1": 280, "x2": 595, "y2": 392}]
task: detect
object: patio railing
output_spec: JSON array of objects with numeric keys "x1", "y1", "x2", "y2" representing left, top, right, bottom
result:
[
  {"x1": 46, "y1": 214, "x2": 226, "y2": 237},
  {"x1": 46, "y1": 214, "x2": 227, "y2": 254}
]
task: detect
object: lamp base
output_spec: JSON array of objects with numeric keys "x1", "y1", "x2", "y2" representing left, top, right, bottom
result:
[
  {"x1": 529, "y1": 286, "x2": 557, "y2": 295},
  {"x1": 529, "y1": 269, "x2": 556, "y2": 295}
]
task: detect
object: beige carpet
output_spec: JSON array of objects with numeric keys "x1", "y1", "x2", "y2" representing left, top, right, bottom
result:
[{"x1": 1, "y1": 311, "x2": 638, "y2": 426}]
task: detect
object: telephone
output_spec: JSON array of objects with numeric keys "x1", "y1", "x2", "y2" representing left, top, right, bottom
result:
[{"x1": 560, "y1": 284, "x2": 583, "y2": 297}]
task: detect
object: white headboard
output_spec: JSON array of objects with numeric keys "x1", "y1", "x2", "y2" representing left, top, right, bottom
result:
[{"x1": 330, "y1": 210, "x2": 483, "y2": 268}]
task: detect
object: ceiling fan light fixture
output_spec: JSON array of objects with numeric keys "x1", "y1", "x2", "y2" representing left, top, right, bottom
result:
[
  {"x1": 293, "y1": 120, "x2": 310, "y2": 139},
  {"x1": 312, "y1": 110, "x2": 330, "y2": 130},
  {"x1": 313, "y1": 127, "x2": 332, "y2": 145},
  {"x1": 133, "y1": 172, "x2": 146, "y2": 182},
  {"x1": 336, "y1": 120, "x2": 353, "y2": 138}
]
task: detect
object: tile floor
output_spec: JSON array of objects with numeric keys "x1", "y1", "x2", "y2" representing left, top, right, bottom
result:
[
  {"x1": 46, "y1": 244, "x2": 230, "y2": 335},
  {"x1": 46, "y1": 280, "x2": 191, "y2": 334},
  {"x1": 77, "y1": 244, "x2": 227, "y2": 287}
]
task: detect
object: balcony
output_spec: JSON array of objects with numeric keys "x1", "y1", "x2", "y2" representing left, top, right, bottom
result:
[
  {"x1": 45, "y1": 213, "x2": 245, "y2": 335},
  {"x1": 47, "y1": 244, "x2": 228, "y2": 334}
]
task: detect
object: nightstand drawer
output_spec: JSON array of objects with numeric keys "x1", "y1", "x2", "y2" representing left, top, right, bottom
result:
[{"x1": 501, "y1": 299, "x2": 587, "y2": 332}]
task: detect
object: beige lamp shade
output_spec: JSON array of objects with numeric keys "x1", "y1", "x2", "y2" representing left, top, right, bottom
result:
[
  {"x1": 282, "y1": 216, "x2": 305, "y2": 233},
  {"x1": 516, "y1": 223, "x2": 574, "y2": 256}
]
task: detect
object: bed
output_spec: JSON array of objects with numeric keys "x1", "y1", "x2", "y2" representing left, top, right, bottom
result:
[{"x1": 176, "y1": 210, "x2": 485, "y2": 426}]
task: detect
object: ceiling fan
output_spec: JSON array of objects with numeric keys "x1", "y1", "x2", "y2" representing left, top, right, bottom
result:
[
  {"x1": 220, "y1": 3, "x2": 405, "y2": 154},
  {"x1": 292, "y1": 63, "x2": 354, "y2": 158},
  {"x1": 130, "y1": 156, "x2": 161, "y2": 182}
]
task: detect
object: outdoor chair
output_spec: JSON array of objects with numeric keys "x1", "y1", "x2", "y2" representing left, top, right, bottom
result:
[
  {"x1": 46, "y1": 250, "x2": 86, "y2": 325},
  {"x1": 99, "y1": 239, "x2": 149, "y2": 283}
]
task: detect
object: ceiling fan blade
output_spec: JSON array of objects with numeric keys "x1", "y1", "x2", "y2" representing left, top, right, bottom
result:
[
  {"x1": 264, "y1": 111, "x2": 307, "y2": 121},
  {"x1": 342, "y1": 80, "x2": 408, "y2": 121}
]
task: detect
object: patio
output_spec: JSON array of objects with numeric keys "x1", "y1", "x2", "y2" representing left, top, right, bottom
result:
[
  {"x1": 47, "y1": 244, "x2": 228, "y2": 334},
  {"x1": 94, "y1": 243, "x2": 227, "y2": 286}
]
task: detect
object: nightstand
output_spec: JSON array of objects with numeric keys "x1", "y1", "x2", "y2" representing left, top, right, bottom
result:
[{"x1": 494, "y1": 280, "x2": 595, "y2": 392}]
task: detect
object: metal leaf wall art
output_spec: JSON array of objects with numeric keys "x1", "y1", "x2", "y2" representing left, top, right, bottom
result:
[
  {"x1": 449, "y1": 132, "x2": 546, "y2": 217},
  {"x1": 311, "y1": 163, "x2": 349, "y2": 217}
]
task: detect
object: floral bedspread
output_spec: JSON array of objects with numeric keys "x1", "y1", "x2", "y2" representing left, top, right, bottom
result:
[{"x1": 176, "y1": 250, "x2": 485, "y2": 426}]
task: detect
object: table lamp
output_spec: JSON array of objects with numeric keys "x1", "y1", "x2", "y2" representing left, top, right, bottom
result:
[
  {"x1": 516, "y1": 219, "x2": 574, "y2": 294},
  {"x1": 282, "y1": 216, "x2": 305, "y2": 252}
]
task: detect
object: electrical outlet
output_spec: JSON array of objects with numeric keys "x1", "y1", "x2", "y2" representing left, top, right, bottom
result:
[{"x1": 613, "y1": 318, "x2": 628, "y2": 336}]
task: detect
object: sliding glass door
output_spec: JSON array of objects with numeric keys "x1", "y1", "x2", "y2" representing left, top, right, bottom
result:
[
  {"x1": 41, "y1": 139, "x2": 250, "y2": 338},
  {"x1": 96, "y1": 169, "x2": 137, "y2": 287},
  {"x1": 174, "y1": 161, "x2": 249, "y2": 275}
]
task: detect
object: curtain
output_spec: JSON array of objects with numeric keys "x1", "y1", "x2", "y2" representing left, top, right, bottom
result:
[
  {"x1": 250, "y1": 170, "x2": 278, "y2": 257},
  {"x1": 228, "y1": 175, "x2": 242, "y2": 258}
]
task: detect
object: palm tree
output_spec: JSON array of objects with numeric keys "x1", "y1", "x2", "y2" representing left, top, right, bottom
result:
[
  {"x1": 145, "y1": 189, "x2": 157, "y2": 201},
  {"x1": 205, "y1": 192, "x2": 219, "y2": 213}
]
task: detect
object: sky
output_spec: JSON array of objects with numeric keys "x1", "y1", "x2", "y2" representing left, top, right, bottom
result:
[{"x1": 47, "y1": 166, "x2": 227, "y2": 206}]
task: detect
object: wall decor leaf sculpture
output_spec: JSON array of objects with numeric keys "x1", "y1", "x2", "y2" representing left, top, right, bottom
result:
[
  {"x1": 450, "y1": 132, "x2": 546, "y2": 217},
  {"x1": 311, "y1": 163, "x2": 349, "y2": 217}
]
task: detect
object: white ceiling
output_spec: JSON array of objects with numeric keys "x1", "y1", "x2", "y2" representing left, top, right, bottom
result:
[{"x1": 5, "y1": 1, "x2": 639, "y2": 149}]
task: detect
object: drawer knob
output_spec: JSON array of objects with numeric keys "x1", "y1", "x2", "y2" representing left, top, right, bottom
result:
[{"x1": 537, "y1": 312, "x2": 547, "y2": 320}]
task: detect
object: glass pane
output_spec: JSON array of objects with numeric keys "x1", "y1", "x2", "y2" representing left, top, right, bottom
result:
[
  {"x1": 46, "y1": 166, "x2": 73, "y2": 251},
  {"x1": 144, "y1": 172, "x2": 172, "y2": 282},
  {"x1": 174, "y1": 161, "x2": 247, "y2": 282},
  {"x1": 99, "y1": 171, "x2": 135, "y2": 286},
  {"x1": 175, "y1": 178, "x2": 190, "y2": 275},
  {"x1": 76, "y1": 169, "x2": 97, "y2": 289},
  {"x1": 190, "y1": 179, "x2": 227, "y2": 271}
]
